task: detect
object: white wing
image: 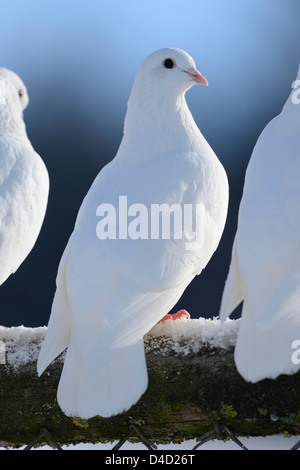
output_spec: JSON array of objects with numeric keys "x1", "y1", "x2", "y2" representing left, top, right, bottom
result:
[{"x1": 0, "y1": 137, "x2": 49, "y2": 284}]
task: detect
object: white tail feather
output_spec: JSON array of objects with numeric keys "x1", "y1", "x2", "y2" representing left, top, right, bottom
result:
[
  {"x1": 219, "y1": 236, "x2": 243, "y2": 321},
  {"x1": 37, "y1": 259, "x2": 71, "y2": 376},
  {"x1": 57, "y1": 339, "x2": 148, "y2": 419}
]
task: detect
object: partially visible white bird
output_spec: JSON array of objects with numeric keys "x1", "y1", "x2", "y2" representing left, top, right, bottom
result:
[
  {"x1": 0, "y1": 68, "x2": 49, "y2": 286},
  {"x1": 220, "y1": 65, "x2": 300, "y2": 383},
  {"x1": 37, "y1": 48, "x2": 229, "y2": 419}
]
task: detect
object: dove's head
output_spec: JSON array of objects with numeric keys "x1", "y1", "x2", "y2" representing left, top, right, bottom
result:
[
  {"x1": 0, "y1": 68, "x2": 29, "y2": 116},
  {"x1": 133, "y1": 48, "x2": 208, "y2": 97},
  {"x1": 121, "y1": 48, "x2": 208, "y2": 159}
]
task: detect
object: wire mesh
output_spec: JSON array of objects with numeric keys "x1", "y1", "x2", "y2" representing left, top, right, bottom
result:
[{"x1": 22, "y1": 423, "x2": 300, "y2": 450}]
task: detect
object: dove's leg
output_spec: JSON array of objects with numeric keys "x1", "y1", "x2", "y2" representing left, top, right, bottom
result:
[{"x1": 159, "y1": 309, "x2": 190, "y2": 323}]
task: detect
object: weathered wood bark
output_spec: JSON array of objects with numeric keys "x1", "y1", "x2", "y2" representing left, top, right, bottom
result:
[{"x1": 0, "y1": 329, "x2": 299, "y2": 448}]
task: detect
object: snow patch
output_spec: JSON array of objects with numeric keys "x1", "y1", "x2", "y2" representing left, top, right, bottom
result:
[
  {"x1": 0, "y1": 325, "x2": 48, "y2": 370},
  {"x1": 0, "y1": 318, "x2": 240, "y2": 368},
  {"x1": 145, "y1": 317, "x2": 240, "y2": 356}
]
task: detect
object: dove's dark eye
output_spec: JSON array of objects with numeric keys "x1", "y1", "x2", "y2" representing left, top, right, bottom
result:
[
  {"x1": 163, "y1": 58, "x2": 175, "y2": 69},
  {"x1": 19, "y1": 89, "x2": 24, "y2": 98}
]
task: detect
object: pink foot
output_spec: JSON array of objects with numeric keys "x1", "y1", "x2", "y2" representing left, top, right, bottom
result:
[{"x1": 159, "y1": 309, "x2": 190, "y2": 323}]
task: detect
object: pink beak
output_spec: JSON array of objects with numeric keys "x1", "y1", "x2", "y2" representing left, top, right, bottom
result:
[{"x1": 185, "y1": 67, "x2": 208, "y2": 86}]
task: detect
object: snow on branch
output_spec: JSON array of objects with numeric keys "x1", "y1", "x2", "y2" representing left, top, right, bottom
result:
[{"x1": 0, "y1": 318, "x2": 239, "y2": 370}]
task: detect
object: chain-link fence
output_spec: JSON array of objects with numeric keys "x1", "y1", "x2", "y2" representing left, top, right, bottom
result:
[{"x1": 22, "y1": 423, "x2": 300, "y2": 451}]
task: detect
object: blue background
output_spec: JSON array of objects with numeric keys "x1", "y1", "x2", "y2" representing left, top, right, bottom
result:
[{"x1": 0, "y1": 0, "x2": 299, "y2": 326}]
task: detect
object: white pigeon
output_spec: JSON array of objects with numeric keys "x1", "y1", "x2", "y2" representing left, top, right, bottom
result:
[
  {"x1": 0, "y1": 68, "x2": 49, "y2": 286},
  {"x1": 219, "y1": 65, "x2": 300, "y2": 383},
  {"x1": 37, "y1": 48, "x2": 229, "y2": 419}
]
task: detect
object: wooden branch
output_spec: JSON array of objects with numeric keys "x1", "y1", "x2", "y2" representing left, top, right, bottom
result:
[{"x1": 0, "y1": 321, "x2": 299, "y2": 448}]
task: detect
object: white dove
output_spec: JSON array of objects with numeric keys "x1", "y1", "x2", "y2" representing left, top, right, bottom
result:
[
  {"x1": 37, "y1": 48, "x2": 229, "y2": 419},
  {"x1": 220, "y1": 65, "x2": 300, "y2": 383},
  {"x1": 0, "y1": 68, "x2": 49, "y2": 287}
]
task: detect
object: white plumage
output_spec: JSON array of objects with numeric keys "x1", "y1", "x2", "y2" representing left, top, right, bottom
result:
[
  {"x1": 37, "y1": 48, "x2": 229, "y2": 418},
  {"x1": 220, "y1": 65, "x2": 300, "y2": 383},
  {"x1": 0, "y1": 68, "x2": 49, "y2": 286}
]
